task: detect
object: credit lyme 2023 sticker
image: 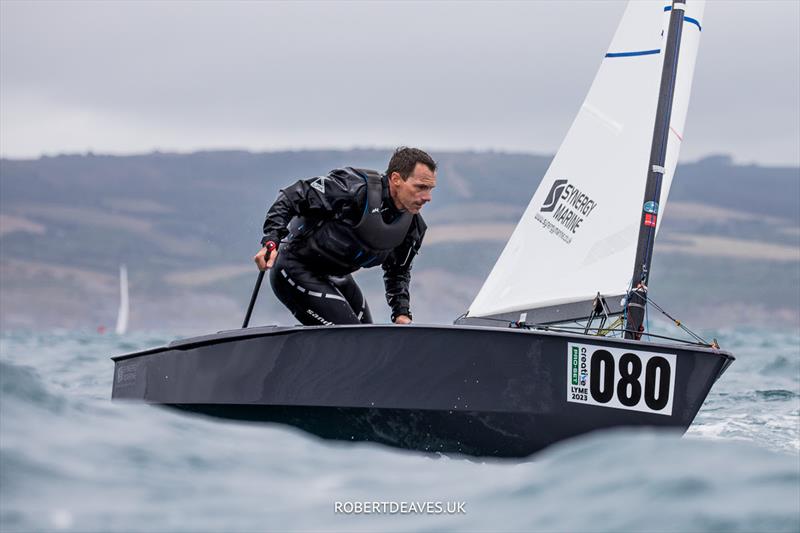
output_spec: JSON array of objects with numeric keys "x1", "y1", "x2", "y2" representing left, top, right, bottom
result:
[{"x1": 566, "y1": 343, "x2": 677, "y2": 416}]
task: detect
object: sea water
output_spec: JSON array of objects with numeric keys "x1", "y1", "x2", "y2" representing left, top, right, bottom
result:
[{"x1": 1, "y1": 327, "x2": 798, "y2": 532}]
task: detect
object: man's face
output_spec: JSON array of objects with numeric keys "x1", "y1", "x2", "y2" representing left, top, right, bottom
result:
[{"x1": 390, "y1": 163, "x2": 436, "y2": 214}]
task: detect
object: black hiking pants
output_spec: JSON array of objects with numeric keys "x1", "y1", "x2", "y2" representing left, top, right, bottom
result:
[{"x1": 269, "y1": 251, "x2": 373, "y2": 326}]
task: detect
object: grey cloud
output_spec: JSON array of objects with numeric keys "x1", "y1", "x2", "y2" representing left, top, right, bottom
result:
[{"x1": 1, "y1": 0, "x2": 797, "y2": 165}]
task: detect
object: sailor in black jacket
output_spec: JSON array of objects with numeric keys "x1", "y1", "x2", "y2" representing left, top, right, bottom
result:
[{"x1": 254, "y1": 147, "x2": 436, "y2": 325}]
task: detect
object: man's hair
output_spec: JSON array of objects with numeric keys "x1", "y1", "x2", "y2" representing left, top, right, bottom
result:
[{"x1": 386, "y1": 147, "x2": 436, "y2": 180}]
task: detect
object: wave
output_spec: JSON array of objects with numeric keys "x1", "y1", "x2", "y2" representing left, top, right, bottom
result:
[
  {"x1": 0, "y1": 329, "x2": 798, "y2": 532},
  {"x1": 0, "y1": 361, "x2": 63, "y2": 413}
]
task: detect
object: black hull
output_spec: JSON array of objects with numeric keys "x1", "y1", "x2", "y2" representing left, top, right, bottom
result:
[{"x1": 112, "y1": 324, "x2": 733, "y2": 458}]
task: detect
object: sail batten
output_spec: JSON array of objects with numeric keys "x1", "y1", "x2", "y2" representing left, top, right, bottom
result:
[{"x1": 463, "y1": 0, "x2": 705, "y2": 324}]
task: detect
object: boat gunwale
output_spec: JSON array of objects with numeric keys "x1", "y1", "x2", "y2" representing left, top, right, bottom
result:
[{"x1": 111, "y1": 323, "x2": 735, "y2": 363}]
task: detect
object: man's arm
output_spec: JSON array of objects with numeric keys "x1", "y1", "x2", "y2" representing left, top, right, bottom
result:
[
  {"x1": 255, "y1": 170, "x2": 364, "y2": 270},
  {"x1": 261, "y1": 179, "x2": 332, "y2": 244},
  {"x1": 382, "y1": 218, "x2": 426, "y2": 323}
]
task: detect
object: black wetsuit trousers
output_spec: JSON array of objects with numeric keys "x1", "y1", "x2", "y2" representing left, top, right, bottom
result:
[{"x1": 269, "y1": 251, "x2": 373, "y2": 326}]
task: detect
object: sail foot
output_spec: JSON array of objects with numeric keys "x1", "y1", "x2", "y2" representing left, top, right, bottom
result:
[{"x1": 458, "y1": 294, "x2": 625, "y2": 327}]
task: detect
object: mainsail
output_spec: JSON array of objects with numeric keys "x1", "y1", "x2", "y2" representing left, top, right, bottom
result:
[{"x1": 462, "y1": 0, "x2": 705, "y2": 325}]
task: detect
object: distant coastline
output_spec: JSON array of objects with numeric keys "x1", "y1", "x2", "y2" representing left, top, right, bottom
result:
[{"x1": 1, "y1": 149, "x2": 798, "y2": 331}]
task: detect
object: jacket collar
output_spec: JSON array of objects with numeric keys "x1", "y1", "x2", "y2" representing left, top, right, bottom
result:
[{"x1": 381, "y1": 173, "x2": 405, "y2": 217}]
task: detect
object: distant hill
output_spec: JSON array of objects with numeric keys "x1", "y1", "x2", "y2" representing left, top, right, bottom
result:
[{"x1": 1, "y1": 150, "x2": 798, "y2": 332}]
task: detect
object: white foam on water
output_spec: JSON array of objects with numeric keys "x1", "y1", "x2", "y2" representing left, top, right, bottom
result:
[{"x1": 1, "y1": 329, "x2": 798, "y2": 532}]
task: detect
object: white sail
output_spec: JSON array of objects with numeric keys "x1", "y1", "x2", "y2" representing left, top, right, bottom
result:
[
  {"x1": 115, "y1": 264, "x2": 129, "y2": 335},
  {"x1": 466, "y1": 0, "x2": 705, "y2": 324}
]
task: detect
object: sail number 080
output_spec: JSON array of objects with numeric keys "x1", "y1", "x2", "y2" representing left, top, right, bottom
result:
[
  {"x1": 567, "y1": 344, "x2": 676, "y2": 415},
  {"x1": 589, "y1": 349, "x2": 672, "y2": 410}
]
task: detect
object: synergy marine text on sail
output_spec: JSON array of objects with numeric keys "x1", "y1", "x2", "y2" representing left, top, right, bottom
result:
[{"x1": 534, "y1": 179, "x2": 599, "y2": 244}]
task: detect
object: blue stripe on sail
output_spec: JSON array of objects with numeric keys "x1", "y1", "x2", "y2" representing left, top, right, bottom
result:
[
  {"x1": 605, "y1": 49, "x2": 661, "y2": 58},
  {"x1": 664, "y1": 5, "x2": 703, "y2": 31},
  {"x1": 683, "y1": 16, "x2": 702, "y2": 30}
]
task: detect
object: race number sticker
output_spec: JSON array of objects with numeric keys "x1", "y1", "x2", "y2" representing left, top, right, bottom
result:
[{"x1": 566, "y1": 343, "x2": 676, "y2": 416}]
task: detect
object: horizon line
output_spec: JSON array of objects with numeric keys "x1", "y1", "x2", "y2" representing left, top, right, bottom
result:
[{"x1": 1, "y1": 147, "x2": 795, "y2": 169}]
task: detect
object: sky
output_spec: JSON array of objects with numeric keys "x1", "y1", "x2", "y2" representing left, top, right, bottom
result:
[{"x1": 1, "y1": 0, "x2": 798, "y2": 166}]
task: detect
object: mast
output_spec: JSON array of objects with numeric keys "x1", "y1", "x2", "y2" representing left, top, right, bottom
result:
[{"x1": 624, "y1": 0, "x2": 686, "y2": 339}]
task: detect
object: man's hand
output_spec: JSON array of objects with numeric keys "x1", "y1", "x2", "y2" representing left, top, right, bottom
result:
[
  {"x1": 394, "y1": 315, "x2": 412, "y2": 325},
  {"x1": 253, "y1": 246, "x2": 278, "y2": 271}
]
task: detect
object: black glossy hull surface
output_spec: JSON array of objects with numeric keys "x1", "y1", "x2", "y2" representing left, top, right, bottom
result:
[{"x1": 112, "y1": 324, "x2": 733, "y2": 457}]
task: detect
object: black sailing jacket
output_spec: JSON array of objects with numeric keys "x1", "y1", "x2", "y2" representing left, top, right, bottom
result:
[{"x1": 261, "y1": 167, "x2": 427, "y2": 319}]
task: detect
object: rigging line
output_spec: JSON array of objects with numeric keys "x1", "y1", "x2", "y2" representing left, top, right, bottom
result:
[
  {"x1": 646, "y1": 298, "x2": 703, "y2": 342},
  {"x1": 661, "y1": 316, "x2": 706, "y2": 345},
  {"x1": 596, "y1": 316, "x2": 624, "y2": 337},
  {"x1": 512, "y1": 322, "x2": 708, "y2": 346},
  {"x1": 465, "y1": 313, "x2": 707, "y2": 346},
  {"x1": 540, "y1": 325, "x2": 711, "y2": 347},
  {"x1": 646, "y1": 296, "x2": 709, "y2": 344}
]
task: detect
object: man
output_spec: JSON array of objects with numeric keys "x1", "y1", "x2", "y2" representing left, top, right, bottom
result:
[{"x1": 253, "y1": 147, "x2": 436, "y2": 326}]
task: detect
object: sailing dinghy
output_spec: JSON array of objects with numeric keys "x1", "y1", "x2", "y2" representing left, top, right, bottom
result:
[{"x1": 112, "y1": 0, "x2": 734, "y2": 457}]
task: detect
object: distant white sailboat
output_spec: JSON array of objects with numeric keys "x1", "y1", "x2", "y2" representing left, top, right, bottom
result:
[{"x1": 115, "y1": 264, "x2": 129, "y2": 335}]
